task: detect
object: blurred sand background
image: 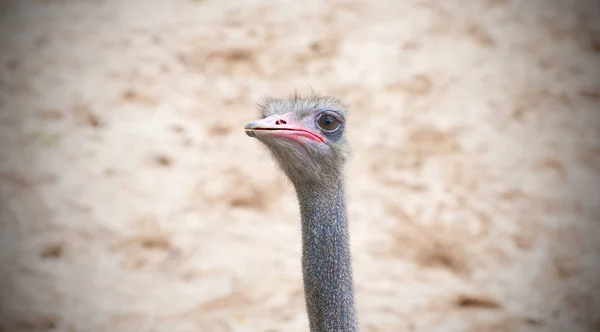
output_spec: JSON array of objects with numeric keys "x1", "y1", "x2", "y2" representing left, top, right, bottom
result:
[{"x1": 0, "y1": 0, "x2": 599, "y2": 331}]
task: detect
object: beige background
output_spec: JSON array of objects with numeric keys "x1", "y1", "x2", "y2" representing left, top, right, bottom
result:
[{"x1": 0, "y1": 0, "x2": 599, "y2": 331}]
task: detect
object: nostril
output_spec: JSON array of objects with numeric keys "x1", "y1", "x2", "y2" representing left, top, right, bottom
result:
[{"x1": 275, "y1": 119, "x2": 287, "y2": 125}]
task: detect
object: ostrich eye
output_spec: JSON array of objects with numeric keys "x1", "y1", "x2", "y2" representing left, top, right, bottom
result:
[{"x1": 317, "y1": 114, "x2": 340, "y2": 131}]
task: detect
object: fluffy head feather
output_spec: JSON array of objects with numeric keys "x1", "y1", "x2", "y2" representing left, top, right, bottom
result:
[{"x1": 246, "y1": 92, "x2": 351, "y2": 186}]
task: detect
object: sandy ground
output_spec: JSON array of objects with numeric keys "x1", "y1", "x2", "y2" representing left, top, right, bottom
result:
[{"x1": 0, "y1": 0, "x2": 599, "y2": 331}]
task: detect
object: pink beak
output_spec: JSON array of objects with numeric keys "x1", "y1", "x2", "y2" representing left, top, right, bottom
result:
[{"x1": 244, "y1": 112, "x2": 325, "y2": 143}]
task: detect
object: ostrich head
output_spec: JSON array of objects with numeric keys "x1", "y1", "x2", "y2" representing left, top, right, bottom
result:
[{"x1": 244, "y1": 94, "x2": 350, "y2": 186}]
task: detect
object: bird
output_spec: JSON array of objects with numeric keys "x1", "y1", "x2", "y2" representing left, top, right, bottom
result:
[{"x1": 244, "y1": 93, "x2": 359, "y2": 332}]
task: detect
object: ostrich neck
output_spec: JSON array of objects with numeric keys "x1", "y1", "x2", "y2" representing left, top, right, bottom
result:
[{"x1": 294, "y1": 178, "x2": 359, "y2": 332}]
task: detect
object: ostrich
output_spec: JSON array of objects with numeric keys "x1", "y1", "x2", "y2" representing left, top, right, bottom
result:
[{"x1": 244, "y1": 94, "x2": 359, "y2": 332}]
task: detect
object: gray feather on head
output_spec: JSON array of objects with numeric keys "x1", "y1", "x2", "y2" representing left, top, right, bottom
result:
[{"x1": 247, "y1": 92, "x2": 351, "y2": 186}]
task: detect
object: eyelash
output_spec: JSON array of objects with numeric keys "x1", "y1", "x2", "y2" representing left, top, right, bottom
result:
[{"x1": 318, "y1": 111, "x2": 342, "y2": 122}]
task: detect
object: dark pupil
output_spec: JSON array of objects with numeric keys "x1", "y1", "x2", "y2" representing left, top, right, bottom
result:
[{"x1": 319, "y1": 115, "x2": 338, "y2": 131}]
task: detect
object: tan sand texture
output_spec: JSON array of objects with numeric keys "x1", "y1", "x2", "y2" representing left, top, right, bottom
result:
[{"x1": 0, "y1": 0, "x2": 599, "y2": 331}]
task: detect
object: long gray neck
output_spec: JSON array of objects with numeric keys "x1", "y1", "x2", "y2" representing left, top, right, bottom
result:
[{"x1": 294, "y1": 178, "x2": 359, "y2": 332}]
